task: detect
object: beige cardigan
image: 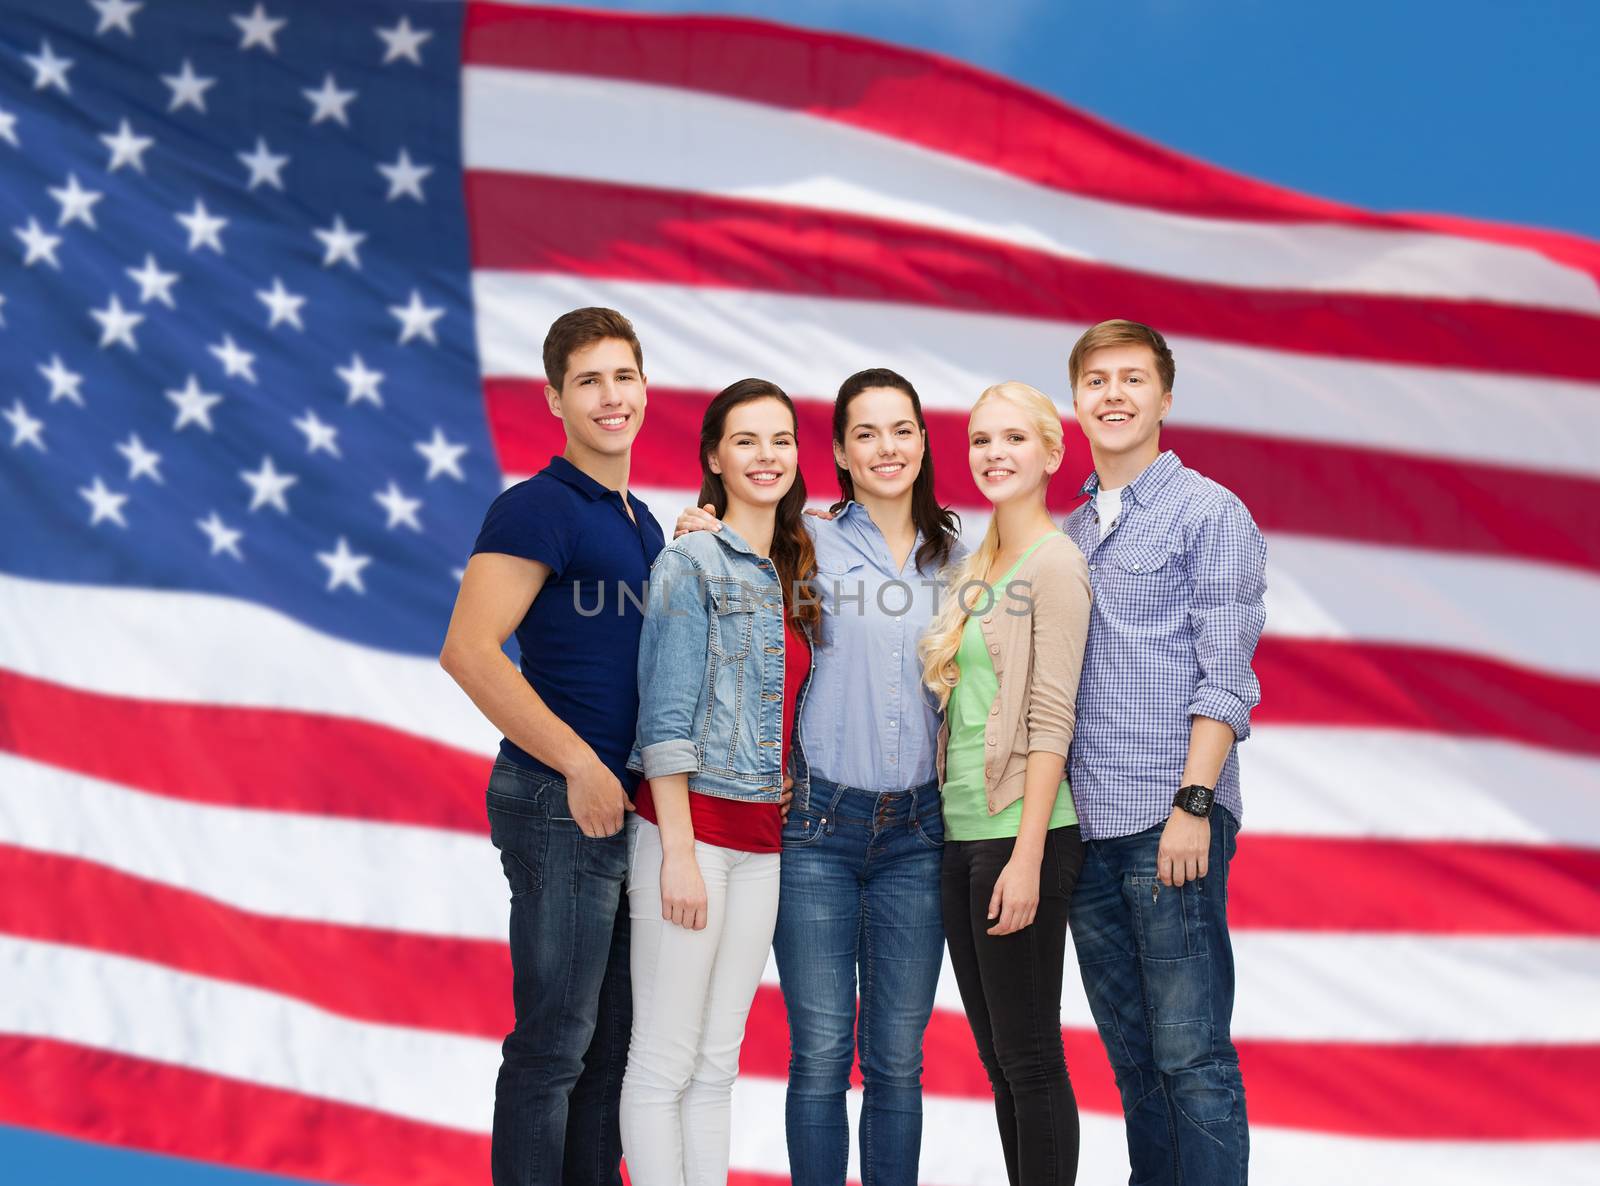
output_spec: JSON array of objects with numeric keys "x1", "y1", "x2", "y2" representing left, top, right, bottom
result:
[{"x1": 935, "y1": 532, "x2": 1092, "y2": 817}]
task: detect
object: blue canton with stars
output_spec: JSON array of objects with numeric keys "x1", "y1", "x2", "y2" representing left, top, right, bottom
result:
[{"x1": 0, "y1": 0, "x2": 498, "y2": 657}]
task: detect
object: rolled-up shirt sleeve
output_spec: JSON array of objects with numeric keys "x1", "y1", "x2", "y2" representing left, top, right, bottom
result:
[
  {"x1": 635, "y1": 549, "x2": 707, "y2": 779},
  {"x1": 1185, "y1": 499, "x2": 1267, "y2": 741}
]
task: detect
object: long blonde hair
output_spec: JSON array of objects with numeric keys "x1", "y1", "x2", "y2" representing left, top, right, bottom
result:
[{"x1": 919, "y1": 382, "x2": 1064, "y2": 708}]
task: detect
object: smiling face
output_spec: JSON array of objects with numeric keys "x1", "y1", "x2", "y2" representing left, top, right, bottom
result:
[
  {"x1": 967, "y1": 394, "x2": 1063, "y2": 507},
  {"x1": 545, "y1": 336, "x2": 646, "y2": 460},
  {"x1": 708, "y1": 396, "x2": 799, "y2": 510},
  {"x1": 1071, "y1": 343, "x2": 1171, "y2": 466},
  {"x1": 834, "y1": 386, "x2": 925, "y2": 503}
]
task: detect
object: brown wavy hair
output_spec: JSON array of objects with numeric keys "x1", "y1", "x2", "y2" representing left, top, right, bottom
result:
[{"x1": 698, "y1": 379, "x2": 820, "y2": 635}]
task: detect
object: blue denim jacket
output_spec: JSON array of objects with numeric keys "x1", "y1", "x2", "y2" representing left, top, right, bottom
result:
[{"x1": 627, "y1": 525, "x2": 790, "y2": 802}]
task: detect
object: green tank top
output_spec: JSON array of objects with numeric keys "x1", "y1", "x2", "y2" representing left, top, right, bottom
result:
[{"x1": 942, "y1": 536, "x2": 1079, "y2": 841}]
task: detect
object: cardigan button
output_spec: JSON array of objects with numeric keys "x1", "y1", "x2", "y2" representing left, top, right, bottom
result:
[{"x1": 989, "y1": 645, "x2": 999, "y2": 655}]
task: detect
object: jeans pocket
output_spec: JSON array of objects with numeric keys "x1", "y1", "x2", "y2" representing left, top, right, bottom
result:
[
  {"x1": 910, "y1": 804, "x2": 945, "y2": 851},
  {"x1": 488, "y1": 796, "x2": 547, "y2": 898},
  {"x1": 1130, "y1": 873, "x2": 1208, "y2": 961},
  {"x1": 580, "y1": 825, "x2": 628, "y2": 882},
  {"x1": 783, "y1": 805, "x2": 828, "y2": 849}
]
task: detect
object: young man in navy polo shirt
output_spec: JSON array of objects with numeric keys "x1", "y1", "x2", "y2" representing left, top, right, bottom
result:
[{"x1": 441, "y1": 307, "x2": 665, "y2": 1186}]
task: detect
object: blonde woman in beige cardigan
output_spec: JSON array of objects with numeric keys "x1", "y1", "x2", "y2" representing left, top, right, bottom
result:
[{"x1": 920, "y1": 381, "x2": 1092, "y2": 1186}]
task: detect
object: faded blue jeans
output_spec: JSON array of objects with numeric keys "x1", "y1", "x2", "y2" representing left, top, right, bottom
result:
[
  {"x1": 771, "y1": 777, "x2": 945, "y2": 1186},
  {"x1": 485, "y1": 760, "x2": 631, "y2": 1186},
  {"x1": 1069, "y1": 808, "x2": 1248, "y2": 1186}
]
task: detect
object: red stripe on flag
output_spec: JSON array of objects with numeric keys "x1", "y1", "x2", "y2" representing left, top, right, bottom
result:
[
  {"x1": 467, "y1": 171, "x2": 1600, "y2": 383},
  {"x1": 739, "y1": 988, "x2": 1600, "y2": 1139},
  {"x1": 0, "y1": 668, "x2": 489, "y2": 831},
  {"x1": 1228, "y1": 836, "x2": 1600, "y2": 935},
  {"x1": 0, "y1": 845, "x2": 511, "y2": 1037},
  {"x1": 0, "y1": 1036, "x2": 489, "y2": 1186},
  {"x1": 1253, "y1": 639, "x2": 1600, "y2": 759},
  {"x1": 483, "y1": 380, "x2": 1600, "y2": 576}
]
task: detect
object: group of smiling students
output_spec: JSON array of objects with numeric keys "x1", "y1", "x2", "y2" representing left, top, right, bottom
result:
[{"x1": 441, "y1": 307, "x2": 1267, "y2": 1186}]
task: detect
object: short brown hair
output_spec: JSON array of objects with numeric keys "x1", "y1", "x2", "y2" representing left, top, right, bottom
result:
[
  {"x1": 1068, "y1": 319, "x2": 1175, "y2": 393},
  {"x1": 542, "y1": 307, "x2": 644, "y2": 390}
]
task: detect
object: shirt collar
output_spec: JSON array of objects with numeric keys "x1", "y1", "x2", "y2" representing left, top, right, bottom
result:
[
  {"x1": 545, "y1": 454, "x2": 644, "y2": 515},
  {"x1": 1078, "y1": 450, "x2": 1182, "y2": 506},
  {"x1": 836, "y1": 499, "x2": 926, "y2": 546}
]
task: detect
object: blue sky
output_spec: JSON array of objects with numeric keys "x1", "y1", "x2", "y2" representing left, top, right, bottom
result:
[{"x1": 603, "y1": 0, "x2": 1599, "y2": 240}]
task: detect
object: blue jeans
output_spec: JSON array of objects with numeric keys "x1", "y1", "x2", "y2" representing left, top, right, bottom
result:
[
  {"x1": 485, "y1": 760, "x2": 631, "y2": 1186},
  {"x1": 771, "y1": 778, "x2": 945, "y2": 1186},
  {"x1": 1070, "y1": 809, "x2": 1248, "y2": 1186}
]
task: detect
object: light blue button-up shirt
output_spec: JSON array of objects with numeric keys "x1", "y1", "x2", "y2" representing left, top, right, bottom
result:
[{"x1": 796, "y1": 503, "x2": 961, "y2": 793}]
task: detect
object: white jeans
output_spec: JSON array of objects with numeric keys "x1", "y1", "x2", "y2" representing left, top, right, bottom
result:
[{"x1": 619, "y1": 817, "x2": 781, "y2": 1186}]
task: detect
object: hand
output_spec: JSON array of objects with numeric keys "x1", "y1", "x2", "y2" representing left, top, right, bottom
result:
[
  {"x1": 801, "y1": 507, "x2": 836, "y2": 521},
  {"x1": 779, "y1": 775, "x2": 794, "y2": 823},
  {"x1": 675, "y1": 503, "x2": 722, "y2": 538},
  {"x1": 567, "y1": 757, "x2": 635, "y2": 838},
  {"x1": 661, "y1": 849, "x2": 707, "y2": 930},
  {"x1": 986, "y1": 855, "x2": 1041, "y2": 935},
  {"x1": 1157, "y1": 808, "x2": 1210, "y2": 887}
]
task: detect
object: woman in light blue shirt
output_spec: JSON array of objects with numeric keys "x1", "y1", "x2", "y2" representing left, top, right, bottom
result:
[{"x1": 679, "y1": 368, "x2": 962, "y2": 1186}]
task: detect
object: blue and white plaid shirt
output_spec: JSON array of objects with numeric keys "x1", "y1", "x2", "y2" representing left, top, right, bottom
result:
[{"x1": 1063, "y1": 451, "x2": 1268, "y2": 840}]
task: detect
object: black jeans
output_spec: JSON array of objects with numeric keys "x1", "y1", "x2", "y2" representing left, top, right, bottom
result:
[
  {"x1": 941, "y1": 825, "x2": 1085, "y2": 1186},
  {"x1": 486, "y1": 761, "x2": 631, "y2": 1186}
]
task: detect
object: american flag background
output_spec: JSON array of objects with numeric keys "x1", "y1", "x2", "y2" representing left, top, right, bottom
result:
[{"x1": 2, "y1": 1, "x2": 1597, "y2": 1183}]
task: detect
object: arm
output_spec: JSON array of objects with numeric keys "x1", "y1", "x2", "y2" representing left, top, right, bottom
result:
[
  {"x1": 988, "y1": 546, "x2": 1093, "y2": 935},
  {"x1": 1158, "y1": 501, "x2": 1268, "y2": 886},
  {"x1": 439, "y1": 553, "x2": 630, "y2": 837},
  {"x1": 635, "y1": 549, "x2": 713, "y2": 928}
]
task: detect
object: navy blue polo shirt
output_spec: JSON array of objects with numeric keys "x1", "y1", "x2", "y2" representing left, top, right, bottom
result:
[{"x1": 472, "y1": 455, "x2": 665, "y2": 792}]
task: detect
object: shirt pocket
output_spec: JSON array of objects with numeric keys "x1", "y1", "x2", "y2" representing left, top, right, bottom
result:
[
  {"x1": 1100, "y1": 543, "x2": 1187, "y2": 620},
  {"x1": 707, "y1": 578, "x2": 757, "y2": 660}
]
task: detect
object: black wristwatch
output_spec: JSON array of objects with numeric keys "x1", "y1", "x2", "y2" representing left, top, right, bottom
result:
[{"x1": 1173, "y1": 784, "x2": 1215, "y2": 818}]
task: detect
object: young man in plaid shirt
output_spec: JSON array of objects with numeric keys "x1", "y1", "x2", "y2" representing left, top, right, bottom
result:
[{"x1": 1061, "y1": 320, "x2": 1267, "y2": 1186}]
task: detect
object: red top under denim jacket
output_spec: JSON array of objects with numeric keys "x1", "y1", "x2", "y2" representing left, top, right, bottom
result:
[{"x1": 635, "y1": 621, "x2": 809, "y2": 854}]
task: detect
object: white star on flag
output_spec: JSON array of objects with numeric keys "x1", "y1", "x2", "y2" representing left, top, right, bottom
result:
[
  {"x1": 0, "y1": 107, "x2": 18, "y2": 147},
  {"x1": 414, "y1": 427, "x2": 467, "y2": 481},
  {"x1": 376, "y1": 16, "x2": 433, "y2": 65},
  {"x1": 127, "y1": 254, "x2": 179, "y2": 307},
  {"x1": 49, "y1": 173, "x2": 103, "y2": 229},
  {"x1": 101, "y1": 118, "x2": 155, "y2": 173},
  {"x1": 378, "y1": 148, "x2": 432, "y2": 202},
  {"x1": 115, "y1": 433, "x2": 164, "y2": 482},
  {"x1": 196, "y1": 511, "x2": 244, "y2": 559},
  {"x1": 4, "y1": 400, "x2": 46, "y2": 451},
  {"x1": 26, "y1": 40, "x2": 74, "y2": 94},
  {"x1": 292, "y1": 410, "x2": 341, "y2": 457},
  {"x1": 39, "y1": 355, "x2": 84, "y2": 405},
  {"x1": 15, "y1": 218, "x2": 63, "y2": 269},
  {"x1": 90, "y1": 294, "x2": 143, "y2": 351},
  {"x1": 313, "y1": 214, "x2": 365, "y2": 268},
  {"x1": 166, "y1": 375, "x2": 222, "y2": 432},
  {"x1": 232, "y1": 4, "x2": 287, "y2": 53},
  {"x1": 209, "y1": 334, "x2": 258, "y2": 383},
  {"x1": 79, "y1": 476, "x2": 129, "y2": 527},
  {"x1": 256, "y1": 277, "x2": 306, "y2": 329},
  {"x1": 390, "y1": 289, "x2": 444, "y2": 345},
  {"x1": 317, "y1": 536, "x2": 372, "y2": 593},
  {"x1": 176, "y1": 198, "x2": 227, "y2": 252},
  {"x1": 336, "y1": 353, "x2": 384, "y2": 406},
  {"x1": 237, "y1": 136, "x2": 289, "y2": 190},
  {"x1": 162, "y1": 58, "x2": 217, "y2": 113},
  {"x1": 241, "y1": 455, "x2": 298, "y2": 513},
  {"x1": 374, "y1": 481, "x2": 423, "y2": 530},
  {"x1": 303, "y1": 74, "x2": 357, "y2": 126},
  {"x1": 91, "y1": 0, "x2": 143, "y2": 36}
]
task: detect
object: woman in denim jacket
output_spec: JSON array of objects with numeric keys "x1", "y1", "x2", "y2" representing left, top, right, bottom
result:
[
  {"x1": 620, "y1": 378, "x2": 820, "y2": 1186},
  {"x1": 676, "y1": 369, "x2": 963, "y2": 1186}
]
